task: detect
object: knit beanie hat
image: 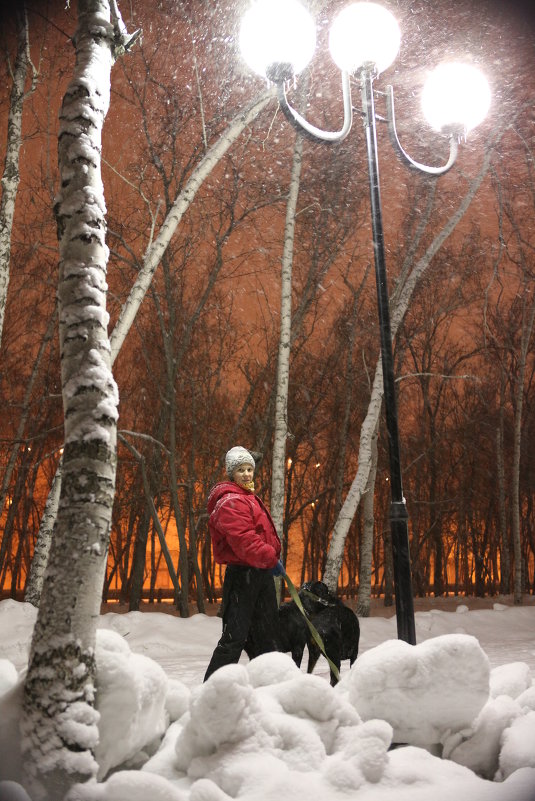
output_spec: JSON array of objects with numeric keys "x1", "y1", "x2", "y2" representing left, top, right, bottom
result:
[{"x1": 225, "y1": 446, "x2": 255, "y2": 478}]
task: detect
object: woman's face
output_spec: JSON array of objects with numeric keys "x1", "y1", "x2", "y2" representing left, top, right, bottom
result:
[{"x1": 232, "y1": 462, "x2": 254, "y2": 488}]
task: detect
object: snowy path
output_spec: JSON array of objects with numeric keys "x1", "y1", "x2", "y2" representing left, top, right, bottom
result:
[
  {"x1": 3, "y1": 600, "x2": 534, "y2": 692},
  {"x1": 106, "y1": 604, "x2": 535, "y2": 691}
]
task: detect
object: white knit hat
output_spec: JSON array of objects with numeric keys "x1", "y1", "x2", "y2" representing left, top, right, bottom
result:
[{"x1": 225, "y1": 446, "x2": 255, "y2": 478}]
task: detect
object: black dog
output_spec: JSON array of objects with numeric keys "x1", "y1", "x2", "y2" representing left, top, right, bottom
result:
[
  {"x1": 276, "y1": 581, "x2": 360, "y2": 685},
  {"x1": 299, "y1": 581, "x2": 360, "y2": 685}
]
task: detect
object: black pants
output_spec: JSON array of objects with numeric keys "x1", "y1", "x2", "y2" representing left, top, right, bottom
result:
[{"x1": 204, "y1": 565, "x2": 279, "y2": 681}]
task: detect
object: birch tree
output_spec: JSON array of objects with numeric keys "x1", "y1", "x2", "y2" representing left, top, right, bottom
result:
[
  {"x1": 20, "y1": 1, "x2": 126, "y2": 796},
  {"x1": 0, "y1": 4, "x2": 37, "y2": 343},
  {"x1": 270, "y1": 133, "x2": 304, "y2": 540}
]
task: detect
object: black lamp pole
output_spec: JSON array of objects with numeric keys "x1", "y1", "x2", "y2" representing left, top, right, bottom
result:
[
  {"x1": 361, "y1": 65, "x2": 416, "y2": 644},
  {"x1": 265, "y1": 48, "x2": 468, "y2": 650}
]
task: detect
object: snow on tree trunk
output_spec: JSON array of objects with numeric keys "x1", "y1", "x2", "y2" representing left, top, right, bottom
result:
[
  {"x1": 324, "y1": 140, "x2": 498, "y2": 592},
  {"x1": 24, "y1": 462, "x2": 62, "y2": 608},
  {"x1": 270, "y1": 133, "x2": 304, "y2": 541},
  {"x1": 21, "y1": 2, "x2": 118, "y2": 798},
  {"x1": 0, "y1": 7, "x2": 34, "y2": 344}
]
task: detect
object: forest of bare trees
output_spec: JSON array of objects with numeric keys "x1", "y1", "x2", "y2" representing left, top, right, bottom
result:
[{"x1": 1, "y1": 0, "x2": 534, "y2": 624}]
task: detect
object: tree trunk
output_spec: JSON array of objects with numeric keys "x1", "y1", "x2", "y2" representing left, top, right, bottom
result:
[
  {"x1": 334, "y1": 270, "x2": 370, "y2": 520},
  {"x1": 129, "y1": 510, "x2": 150, "y2": 611},
  {"x1": 21, "y1": 3, "x2": 118, "y2": 797},
  {"x1": 0, "y1": 5, "x2": 35, "y2": 343},
  {"x1": 511, "y1": 285, "x2": 535, "y2": 604},
  {"x1": 356, "y1": 422, "x2": 378, "y2": 617},
  {"x1": 24, "y1": 462, "x2": 62, "y2": 606},
  {"x1": 496, "y1": 371, "x2": 510, "y2": 594},
  {"x1": 271, "y1": 132, "x2": 304, "y2": 538}
]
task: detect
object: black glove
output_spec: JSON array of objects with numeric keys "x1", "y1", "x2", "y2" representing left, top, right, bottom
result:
[{"x1": 270, "y1": 559, "x2": 285, "y2": 577}]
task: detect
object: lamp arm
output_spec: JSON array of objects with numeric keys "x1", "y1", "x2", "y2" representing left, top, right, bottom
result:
[
  {"x1": 385, "y1": 85, "x2": 458, "y2": 175},
  {"x1": 276, "y1": 70, "x2": 353, "y2": 144}
]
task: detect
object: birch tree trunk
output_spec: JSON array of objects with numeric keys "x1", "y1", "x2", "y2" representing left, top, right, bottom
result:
[
  {"x1": 0, "y1": 5, "x2": 35, "y2": 343},
  {"x1": 323, "y1": 137, "x2": 500, "y2": 591},
  {"x1": 270, "y1": 133, "x2": 304, "y2": 540},
  {"x1": 21, "y1": 2, "x2": 118, "y2": 797},
  {"x1": 356, "y1": 421, "x2": 378, "y2": 616},
  {"x1": 24, "y1": 89, "x2": 274, "y2": 606}
]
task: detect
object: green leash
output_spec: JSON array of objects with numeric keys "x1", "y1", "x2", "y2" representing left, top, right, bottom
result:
[{"x1": 281, "y1": 571, "x2": 341, "y2": 683}]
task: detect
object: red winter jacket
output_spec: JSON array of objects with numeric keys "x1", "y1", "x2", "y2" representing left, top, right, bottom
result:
[{"x1": 207, "y1": 481, "x2": 281, "y2": 569}]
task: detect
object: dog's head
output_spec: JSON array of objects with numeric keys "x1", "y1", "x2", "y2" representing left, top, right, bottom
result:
[{"x1": 299, "y1": 581, "x2": 336, "y2": 612}]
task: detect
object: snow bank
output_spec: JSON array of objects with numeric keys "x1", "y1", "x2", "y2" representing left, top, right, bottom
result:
[
  {"x1": 346, "y1": 634, "x2": 490, "y2": 746},
  {"x1": 169, "y1": 653, "x2": 392, "y2": 797},
  {"x1": 0, "y1": 626, "x2": 190, "y2": 785},
  {"x1": 94, "y1": 629, "x2": 171, "y2": 778}
]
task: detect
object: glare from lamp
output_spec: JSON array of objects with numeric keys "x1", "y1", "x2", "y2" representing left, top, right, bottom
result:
[
  {"x1": 329, "y1": 2, "x2": 401, "y2": 75},
  {"x1": 239, "y1": 0, "x2": 316, "y2": 80},
  {"x1": 421, "y1": 63, "x2": 491, "y2": 135}
]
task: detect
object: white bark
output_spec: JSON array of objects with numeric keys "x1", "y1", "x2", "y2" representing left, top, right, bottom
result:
[
  {"x1": 270, "y1": 133, "x2": 304, "y2": 540},
  {"x1": 0, "y1": 7, "x2": 34, "y2": 343},
  {"x1": 21, "y1": 2, "x2": 118, "y2": 797},
  {"x1": 324, "y1": 139, "x2": 499, "y2": 591},
  {"x1": 356, "y1": 421, "x2": 378, "y2": 617},
  {"x1": 24, "y1": 460, "x2": 62, "y2": 608}
]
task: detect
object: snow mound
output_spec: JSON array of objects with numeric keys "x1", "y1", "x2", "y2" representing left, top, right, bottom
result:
[
  {"x1": 516, "y1": 685, "x2": 535, "y2": 712},
  {"x1": 94, "y1": 628, "x2": 169, "y2": 779},
  {"x1": 66, "y1": 769, "x2": 188, "y2": 801},
  {"x1": 490, "y1": 661, "x2": 532, "y2": 699},
  {"x1": 172, "y1": 652, "x2": 392, "y2": 797},
  {"x1": 497, "y1": 710, "x2": 535, "y2": 780},
  {"x1": 443, "y1": 694, "x2": 521, "y2": 778},
  {"x1": 347, "y1": 633, "x2": 489, "y2": 746}
]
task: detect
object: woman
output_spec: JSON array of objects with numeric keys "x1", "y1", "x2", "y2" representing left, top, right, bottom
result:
[{"x1": 203, "y1": 446, "x2": 284, "y2": 681}]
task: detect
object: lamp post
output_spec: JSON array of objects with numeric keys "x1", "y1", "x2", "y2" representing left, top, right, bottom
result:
[{"x1": 239, "y1": 0, "x2": 490, "y2": 644}]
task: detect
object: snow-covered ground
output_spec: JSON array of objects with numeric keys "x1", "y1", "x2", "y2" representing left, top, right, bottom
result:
[{"x1": 1, "y1": 597, "x2": 535, "y2": 801}]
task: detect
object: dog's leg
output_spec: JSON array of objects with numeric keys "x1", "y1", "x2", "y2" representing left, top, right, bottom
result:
[
  {"x1": 291, "y1": 645, "x2": 304, "y2": 668},
  {"x1": 330, "y1": 657, "x2": 341, "y2": 686},
  {"x1": 307, "y1": 644, "x2": 320, "y2": 675}
]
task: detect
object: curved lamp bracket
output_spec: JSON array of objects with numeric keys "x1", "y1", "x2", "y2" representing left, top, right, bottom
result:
[
  {"x1": 385, "y1": 85, "x2": 458, "y2": 175},
  {"x1": 275, "y1": 70, "x2": 353, "y2": 144}
]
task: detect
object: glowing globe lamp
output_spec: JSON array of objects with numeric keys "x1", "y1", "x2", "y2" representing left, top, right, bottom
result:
[
  {"x1": 422, "y1": 63, "x2": 491, "y2": 135},
  {"x1": 239, "y1": 0, "x2": 316, "y2": 83},
  {"x1": 329, "y1": 3, "x2": 401, "y2": 75}
]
